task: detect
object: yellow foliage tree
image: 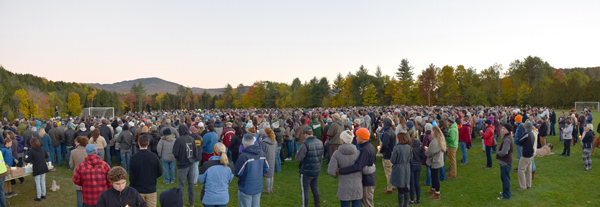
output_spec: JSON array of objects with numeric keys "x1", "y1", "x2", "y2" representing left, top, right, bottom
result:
[
  {"x1": 155, "y1": 92, "x2": 165, "y2": 110},
  {"x1": 13, "y1": 89, "x2": 30, "y2": 118},
  {"x1": 67, "y1": 92, "x2": 82, "y2": 116}
]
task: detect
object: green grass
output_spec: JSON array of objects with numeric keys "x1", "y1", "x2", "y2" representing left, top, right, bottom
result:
[{"x1": 7, "y1": 110, "x2": 600, "y2": 207}]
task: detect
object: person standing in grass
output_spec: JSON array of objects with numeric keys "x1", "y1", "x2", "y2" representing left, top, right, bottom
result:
[
  {"x1": 517, "y1": 122, "x2": 534, "y2": 191},
  {"x1": 328, "y1": 130, "x2": 366, "y2": 207},
  {"x1": 96, "y1": 166, "x2": 146, "y2": 207},
  {"x1": 172, "y1": 125, "x2": 197, "y2": 207},
  {"x1": 24, "y1": 137, "x2": 49, "y2": 202},
  {"x1": 446, "y1": 117, "x2": 458, "y2": 178},
  {"x1": 496, "y1": 124, "x2": 514, "y2": 200},
  {"x1": 390, "y1": 131, "x2": 412, "y2": 207},
  {"x1": 426, "y1": 127, "x2": 446, "y2": 200},
  {"x1": 70, "y1": 136, "x2": 89, "y2": 207},
  {"x1": 198, "y1": 142, "x2": 234, "y2": 207},
  {"x1": 0, "y1": 136, "x2": 17, "y2": 198},
  {"x1": 409, "y1": 127, "x2": 425, "y2": 205},
  {"x1": 296, "y1": 126, "x2": 324, "y2": 207},
  {"x1": 458, "y1": 117, "x2": 471, "y2": 165},
  {"x1": 338, "y1": 128, "x2": 377, "y2": 207},
  {"x1": 378, "y1": 117, "x2": 396, "y2": 194},
  {"x1": 581, "y1": 124, "x2": 595, "y2": 171},
  {"x1": 129, "y1": 134, "x2": 162, "y2": 207},
  {"x1": 560, "y1": 119, "x2": 573, "y2": 156},
  {"x1": 421, "y1": 123, "x2": 434, "y2": 186},
  {"x1": 260, "y1": 127, "x2": 277, "y2": 194},
  {"x1": 235, "y1": 134, "x2": 269, "y2": 207},
  {"x1": 480, "y1": 120, "x2": 494, "y2": 169},
  {"x1": 72, "y1": 144, "x2": 111, "y2": 207}
]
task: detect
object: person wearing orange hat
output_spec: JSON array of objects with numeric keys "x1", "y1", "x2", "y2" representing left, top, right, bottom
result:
[
  {"x1": 338, "y1": 128, "x2": 376, "y2": 207},
  {"x1": 513, "y1": 115, "x2": 524, "y2": 171}
]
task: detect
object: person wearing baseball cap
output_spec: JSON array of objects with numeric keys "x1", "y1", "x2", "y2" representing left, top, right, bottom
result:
[
  {"x1": 337, "y1": 127, "x2": 376, "y2": 207},
  {"x1": 296, "y1": 125, "x2": 324, "y2": 207},
  {"x1": 496, "y1": 123, "x2": 514, "y2": 200}
]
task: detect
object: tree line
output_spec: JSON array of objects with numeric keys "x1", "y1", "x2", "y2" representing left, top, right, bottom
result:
[{"x1": 4, "y1": 55, "x2": 600, "y2": 120}]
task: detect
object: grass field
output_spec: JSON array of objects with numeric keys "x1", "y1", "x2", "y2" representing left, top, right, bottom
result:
[{"x1": 6, "y1": 110, "x2": 600, "y2": 207}]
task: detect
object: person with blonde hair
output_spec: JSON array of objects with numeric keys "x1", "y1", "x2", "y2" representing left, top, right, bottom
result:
[
  {"x1": 581, "y1": 124, "x2": 595, "y2": 171},
  {"x1": 199, "y1": 142, "x2": 235, "y2": 206},
  {"x1": 261, "y1": 127, "x2": 277, "y2": 194},
  {"x1": 425, "y1": 126, "x2": 446, "y2": 200}
]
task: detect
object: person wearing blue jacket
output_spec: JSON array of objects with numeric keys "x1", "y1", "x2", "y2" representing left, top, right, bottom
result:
[
  {"x1": 199, "y1": 143, "x2": 234, "y2": 207},
  {"x1": 1, "y1": 136, "x2": 18, "y2": 198},
  {"x1": 202, "y1": 125, "x2": 218, "y2": 162},
  {"x1": 234, "y1": 134, "x2": 268, "y2": 207}
]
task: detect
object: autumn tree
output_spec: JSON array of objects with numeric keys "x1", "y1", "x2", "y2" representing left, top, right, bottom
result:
[
  {"x1": 67, "y1": 92, "x2": 82, "y2": 116},
  {"x1": 362, "y1": 84, "x2": 379, "y2": 106},
  {"x1": 418, "y1": 64, "x2": 438, "y2": 106},
  {"x1": 13, "y1": 89, "x2": 30, "y2": 118}
]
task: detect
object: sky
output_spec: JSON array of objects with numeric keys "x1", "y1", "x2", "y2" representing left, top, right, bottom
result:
[{"x1": 1, "y1": 1, "x2": 599, "y2": 89}]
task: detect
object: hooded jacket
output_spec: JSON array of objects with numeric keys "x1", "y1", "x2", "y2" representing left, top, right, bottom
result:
[
  {"x1": 190, "y1": 133, "x2": 203, "y2": 162},
  {"x1": 76, "y1": 128, "x2": 92, "y2": 138},
  {"x1": 202, "y1": 131, "x2": 218, "y2": 154},
  {"x1": 234, "y1": 145, "x2": 269, "y2": 195},
  {"x1": 425, "y1": 137, "x2": 444, "y2": 169},
  {"x1": 172, "y1": 125, "x2": 197, "y2": 168},
  {"x1": 458, "y1": 122, "x2": 471, "y2": 143},
  {"x1": 327, "y1": 144, "x2": 364, "y2": 201},
  {"x1": 410, "y1": 139, "x2": 425, "y2": 169},
  {"x1": 157, "y1": 134, "x2": 177, "y2": 161},
  {"x1": 562, "y1": 124, "x2": 573, "y2": 140},
  {"x1": 338, "y1": 141, "x2": 377, "y2": 187},
  {"x1": 379, "y1": 118, "x2": 396, "y2": 159},
  {"x1": 96, "y1": 186, "x2": 147, "y2": 207},
  {"x1": 99, "y1": 124, "x2": 113, "y2": 142},
  {"x1": 446, "y1": 122, "x2": 459, "y2": 148},
  {"x1": 72, "y1": 154, "x2": 111, "y2": 206},
  {"x1": 518, "y1": 130, "x2": 535, "y2": 158},
  {"x1": 273, "y1": 128, "x2": 284, "y2": 145},
  {"x1": 481, "y1": 125, "x2": 495, "y2": 147},
  {"x1": 327, "y1": 119, "x2": 344, "y2": 145},
  {"x1": 213, "y1": 120, "x2": 225, "y2": 138},
  {"x1": 582, "y1": 131, "x2": 595, "y2": 149}
]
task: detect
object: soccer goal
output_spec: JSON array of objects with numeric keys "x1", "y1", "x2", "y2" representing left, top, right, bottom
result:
[
  {"x1": 80, "y1": 107, "x2": 115, "y2": 118},
  {"x1": 575, "y1": 102, "x2": 600, "y2": 112}
]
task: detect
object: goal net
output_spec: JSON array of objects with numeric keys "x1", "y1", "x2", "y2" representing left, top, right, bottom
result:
[
  {"x1": 575, "y1": 102, "x2": 600, "y2": 112},
  {"x1": 80, "y1": 107, "x2": 115, "y2": 118}
]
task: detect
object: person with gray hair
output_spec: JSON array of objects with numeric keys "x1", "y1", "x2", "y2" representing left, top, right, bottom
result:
[
  {"x1": 581, "y1": 123, "x2": 595, "y2": 171},
  {"x1": 235, "y1": 134, "x2": 268, "y2": 207}
]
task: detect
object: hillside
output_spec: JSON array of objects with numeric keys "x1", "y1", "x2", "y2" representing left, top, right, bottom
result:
[
  {"x1": 87, "y1": 77, "x2": 241, "y2": 96},
  {"x1": 558, "y1": 66, "x2": 600, "y2": 80}
]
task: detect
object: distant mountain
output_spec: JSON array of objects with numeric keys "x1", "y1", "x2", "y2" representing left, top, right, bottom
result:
[{"x1": 87, "y1": 77, "x2": 244, "y2": 96}]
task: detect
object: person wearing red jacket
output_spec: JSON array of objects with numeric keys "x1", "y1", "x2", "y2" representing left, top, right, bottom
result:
[
  {"x1": 458, "y1": 117, "x2": 471, "y2": 165},
  {"x1": 480, "y1": 120, "x2": 495, "y2": 169},
  {"x1": 72, "y1": 144, "x2": 111, "y2": 207}
]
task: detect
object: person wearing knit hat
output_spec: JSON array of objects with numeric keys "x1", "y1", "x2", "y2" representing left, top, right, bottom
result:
[
  {"x1": 327, "y1": 130, "x2": 367, "y2": 206},
  {"x1": 356, "y1": 128, "x2": 370, "y2": 141},
  {"x1": 481, "y1": 119, "x2": 495, "y2": 169},
  {"x1": 497, "y1": 122, "x2": 515, "y2": 199}
]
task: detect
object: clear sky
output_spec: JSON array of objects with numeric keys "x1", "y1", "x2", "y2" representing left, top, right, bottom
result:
[{"x1": 1, "y1": 1, "x2": 599, "y2": 88}]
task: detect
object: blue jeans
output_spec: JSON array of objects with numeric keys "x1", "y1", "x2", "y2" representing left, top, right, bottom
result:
[
  {"x1": 114, "y1": 147, "x2": 121, "y2": 163},
  {"x1": 66, "y1": 146, "x2": 73, "y2": 169},
  {"x1": 193, "y1": 161, "x2": 200, "y2": 184},
  {"x1": 120, "y1": 150, "x2": 131, "y2": 173},
  {"x1": 500, "y1": 164, "x2": 511, "y2": 199},
  {"x1": 76, "y1": 190, "x2": 83, "y2": 207},
  {"x1": 485, "y1": 146, "x2": 492, "y2": 168},
  {"x1": 275, "y1": 146, "x2": 281, "y2": 173},
  {"x1": 105, "y1": 146, "x2": 111, "y2": 166},
  {"x1": 61, "y1": 143, "x2": 67, "y2": 161},
  {"x1": 34, "y1": 173, "x2": 46, "y2": 199},
  {"x1": 550, "y1": 122, "x2": 556, "y2": 136},
  {"x1": 460, "y1": 142, "x2": 468, "y2": 164},
  {"x1": 532, "y1": 157, "x2": 536, "y2": 172},
  {"x1": 425, "y1": 166, "x2": 431, "y2": 186},
  {"x1": 439, "y1": 165, "x2": 446, "y2": 181},
  {"x1": 162, "y1": 157, "x2": 176, "y2": 183},
  {"x1": 515, "y1": 145, "x2": 522, "y2": 164},
  {"x1": 0, "y1": 176, "x2": 6, "y2": 207},
  {"x1": 97, "y1": 150, "x2": 105, "y2": 164},
  {"x1": 341, "y1": 200, "x2": 361, "y2": 207},
  {"x1": 238, "y1": 190, "x2": 261, "y2": 207},
  {"x1": 285, "y1": 140, "x2": 294, "y2": 158},
  {"x1": 49, "y1": 145, "x2": 62, "y2": 166}
]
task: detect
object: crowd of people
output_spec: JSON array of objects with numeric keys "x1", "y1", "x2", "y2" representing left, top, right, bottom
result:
[{"x1": 0, "y1": 105, "x2": 597, "y2": 206}]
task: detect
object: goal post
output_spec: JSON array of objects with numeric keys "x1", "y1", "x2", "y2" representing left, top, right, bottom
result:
[
  {"x1": 574, "y1": 102, "x2": 600, "y2": 112},
  {"x1": 80, "y1": 107, "x2": 115, "y2": 118}
]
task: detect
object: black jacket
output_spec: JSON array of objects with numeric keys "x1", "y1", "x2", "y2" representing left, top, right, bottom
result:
[
  {"x1": 172, "y1": 125, "x2": 197, "y2": 168},
  {"x1": 539, "y1": 122, "x2": 548, "y2": 137},
  {"x1": 380, "y1": 118, "x2": 396, "y2": 159},
  {"x1": 76, "y1": 129, "x2": 91, "y2": 139},
  {"x1": 410, "y1": 139, "x2": 426, "y2": 169},
  {"x1": 230, "y1": 134, "x2": 243, "y2": 152},
  {"x1": 129, "y1": 150, "x2": 162, "y2": 194},
  {"x1": 274, "y1": 128, "x2": 284, "y2": 145},
  {"x1": 150, "y1": 132, "x2": 160, "y2": 155},
  {"x1": 64, "y1": 128, "x2": 77, "y2": 147},
  {"x1": 518, "y1": 130, "x2": 535, "y2": 158},
  {"x1": 99, "y1": 124, "x2": 113, "y2": 142},
  {"x1": 24, "y1": 147, "x2": 49, "y2": 177},
  {"x1": 339, "y1": 141, "x2": 376, "y2": 186},
  {"x1": 97, "y1": 186, "x2": 147, "y2": 207},
  {"x1": 582, "y1": 131, "x2": 595, "y2": 149},
  {"x1": 190, "y1": 133, "x2": 203, "y2": 162},
  {"x1": 550, "y1": 112, "x2": 556, "y2": 123},
  {"x1": 296, "y1": 136, "x2": 324, "y2": 176}
]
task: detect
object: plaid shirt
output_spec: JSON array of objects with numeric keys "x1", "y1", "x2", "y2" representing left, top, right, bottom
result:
[{"x1": 72, "y1": 154, "x2": 111, "y2": 206}]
